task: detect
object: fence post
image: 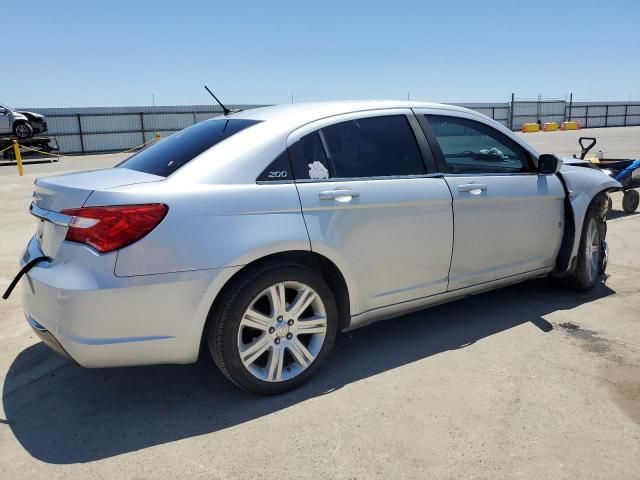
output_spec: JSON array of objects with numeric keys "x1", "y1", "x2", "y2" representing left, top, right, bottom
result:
[
  {"x1": 624, "y1": 104, "x2": 628, "y2": 126},
  {"x1": 76, "y1": 114, "x2": 85, "y2": 154},
  {"x1": 605, "y1": 105, "x2": 609, "y2": 127},
  {"x1": 568, "y1": 93, "x2": 573, "y2": 121},
  {"x1": 139, "y1": 112, "x2": 145, "y2": 145},
  {"x1": 509, "y1": 92, "x2": 515, "y2": 130},
  {"x1": 585, "y1": 105, "x2": 589, "y2": 128},
  {"x1": 193, "y1": 111, "x2": 197, "y2": 125},
  {"x1": 12, "y1": 140, "x2": 24, "y2": 176}
]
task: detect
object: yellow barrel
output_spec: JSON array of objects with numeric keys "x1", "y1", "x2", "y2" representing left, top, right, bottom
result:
[
  {"x1": 543, "y1": 122, "x2": 559, "y2": 131},
  {"x1": 521, "y1": 123, "x2": 540, "y2": 133}
]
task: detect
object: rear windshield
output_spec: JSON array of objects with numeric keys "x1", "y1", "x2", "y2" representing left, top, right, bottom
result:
[{"x1": 118, "y1": 118, "x2": 260, "y2": 177}]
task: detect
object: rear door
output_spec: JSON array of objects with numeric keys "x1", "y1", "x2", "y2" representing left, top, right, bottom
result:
[
  {"x1": 289, "y1": 110, "x2": 453, "y2": 314},
  {"x1": 415, "y1": 111, "x2": 565, "y2": 290}
]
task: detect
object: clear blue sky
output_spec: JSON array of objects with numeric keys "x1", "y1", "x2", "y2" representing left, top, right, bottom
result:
[{"x1": 5, "y1": 0, "x2": 639, "y2": 107}]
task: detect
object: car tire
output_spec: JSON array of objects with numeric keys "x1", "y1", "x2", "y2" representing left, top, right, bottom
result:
[
  {"x1": 207, "y1": 263, "x2": 338, "y2": 394},
  {"x1": 622, "y1": 190, "x2": 639, "y2": 213},
  {"x1": 565, "y1": 201, "x2": 606, "y2": 290},
  {"x1": 13, "y1": 122, "x2": 33, "y2": 139}
]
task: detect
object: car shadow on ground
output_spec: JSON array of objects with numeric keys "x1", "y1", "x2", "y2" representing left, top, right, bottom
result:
[
  {"x1": 608, "y1": 209, "x2": 639, "y2": 220},
  {"x1": 2, "y1": 279, "x2": 614, "y2": 464}
]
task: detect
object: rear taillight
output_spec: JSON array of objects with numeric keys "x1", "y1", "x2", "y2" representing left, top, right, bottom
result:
[{"x1": 60, "y1": 204, "x2": 168, "y2": 253}]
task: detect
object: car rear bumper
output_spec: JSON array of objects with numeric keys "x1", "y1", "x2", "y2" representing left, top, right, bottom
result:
[
  {"x1": 26, "y1": 314, "x2": 78, "y2": 363},
  {"x1": 19, "y1": 236, "x2": 236, "y2": 367}
]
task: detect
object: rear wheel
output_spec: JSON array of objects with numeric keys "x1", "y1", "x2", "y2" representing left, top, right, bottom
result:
[
  {"x1": 13, "y1": 122, "x2": 33, "y2": 139},
  {"x1": 622, "y1": 190, "x2": 639, "y2": 213},
  {"x1": 207, "y1": 263, "x2": 337, "y2": 394}
]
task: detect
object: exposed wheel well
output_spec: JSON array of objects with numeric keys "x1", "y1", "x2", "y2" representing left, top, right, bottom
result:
[
  {"x1": 554, "y1": 188, "x2": 610, "y2": 277},
  {"x1": 205, "y1": 251, "x2": 352, "y2": 335}
]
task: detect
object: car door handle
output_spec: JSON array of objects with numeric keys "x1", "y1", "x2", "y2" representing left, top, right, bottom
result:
[
  {"x1": 318, "y1": 189, "x2": 360, "y2": 201},
  {"x1": 457, "y1": 183, "x2": 488, "y2": 193}
]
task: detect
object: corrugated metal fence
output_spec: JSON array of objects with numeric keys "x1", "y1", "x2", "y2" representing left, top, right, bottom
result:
[
  {"x1": 27, "y1": 104, "x2": 263, "y2": 154},
  {"x1": 22, "y1": 100, "x2": 640, "y2": 154}
]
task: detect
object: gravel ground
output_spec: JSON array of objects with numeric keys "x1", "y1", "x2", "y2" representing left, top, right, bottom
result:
[{"x1": 0, "y1": 127, "x2": 638, "y2": 479}]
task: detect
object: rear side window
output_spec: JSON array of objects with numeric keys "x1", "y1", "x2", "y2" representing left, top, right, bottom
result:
[
  {"x1": 424, "y1": 115, "x2": 530, "y2": 174},
  {"x1": 257, "y1": 150, "x2": 293, "y2": 182},
  {"x1": 118, "y1": 119, "x2": 260, "y2": 177},
  {"x1": 290, "y1": 115, "x2": 425, "y2": 180},
  {"x1": 289, "y1": 132, "x2": 331, "y2": 180}
]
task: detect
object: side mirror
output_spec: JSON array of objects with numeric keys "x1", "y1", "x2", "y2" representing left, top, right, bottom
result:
[{"x1": 538, "y1": 154, "x2": 562, "y2": 174}]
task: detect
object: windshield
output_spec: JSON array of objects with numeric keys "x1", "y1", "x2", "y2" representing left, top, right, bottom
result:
[
  {"x1": 118, "y1": 118, "x2": 260, "y2": 177},
  {"x1": 0, "y1": 104, "x2": 14, "y2": 111}
]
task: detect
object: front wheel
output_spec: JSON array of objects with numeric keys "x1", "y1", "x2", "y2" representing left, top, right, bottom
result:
[
  {"x1": 207, "y1": 263, "x2": 338, "y2": 394},
  {"x1": 13, "y1": 122, "x2": 33, "y2": 139},
  {"x1": 566, "y1": 203, "x2": 606, "y2": 290}
]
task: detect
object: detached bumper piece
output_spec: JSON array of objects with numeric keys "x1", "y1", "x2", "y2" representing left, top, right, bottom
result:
[{"x1": 26, "y1": 314, "x2": 77, "y2": 363}]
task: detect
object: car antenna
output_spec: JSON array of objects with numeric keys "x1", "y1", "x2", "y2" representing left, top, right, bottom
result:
[{"x1": 204, "y1": 85, "x2": 240, "y2": 116}]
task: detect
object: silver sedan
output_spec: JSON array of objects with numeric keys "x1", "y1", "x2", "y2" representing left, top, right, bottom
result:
[{"x1": 14, "y1": 101, "x2": 619, "y2": 393}]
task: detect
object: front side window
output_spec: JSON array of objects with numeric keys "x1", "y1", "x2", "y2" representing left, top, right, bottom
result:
[
  {"x1": 119, "y1": 118, "x2": 260, "y2": 177},
  {"x1": 424, "y1": 115, "x2": 530, "y2": 174},
  {"x1": 290, "y1": 115, "x2": 425, "y2": 180}
]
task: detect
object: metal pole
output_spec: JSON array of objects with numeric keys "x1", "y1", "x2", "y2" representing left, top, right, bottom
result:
[
  {"x1": 509, "y1": 93, "x2": 515, "y2": 130},
  {"x1": 605, "y1": 105, "x2": 609, "y2": 127},
  {"x1": 77, "y1": 114, "x2": 85, "y2": 154},
  {"x1": 624, "y1": 104, "x2": 628, "y2": 126},
  {"x1": 12, "y1": 140, "x2": 24, "y2": 176},
  {"x1": 585, "y1": 105, "x2": 589, "y2": 128},
  {"x1": 139, "y1": 112, "x2": 145, "y2": 145},
  {"x1": 568, "y1": 93, "x2": 573, "y2": 121}
]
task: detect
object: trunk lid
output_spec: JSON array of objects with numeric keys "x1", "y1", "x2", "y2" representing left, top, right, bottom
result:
[
  {"x1": 31, "y1": 168, "x2": 163, "y2": 258},
  {"x1": 33, "y1": 168, "x2": 163, "y2": 211}
]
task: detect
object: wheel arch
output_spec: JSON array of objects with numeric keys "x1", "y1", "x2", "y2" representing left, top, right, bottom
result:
[
  {"x1": 12, "y1": 118, "x2": 29, "y2": 127},
  {"x1": 555, "y1": 184, "x2": 612, "y2": 277},
  {"x1": 201, "y1": 250, "x2": 353, "y2": 346}
]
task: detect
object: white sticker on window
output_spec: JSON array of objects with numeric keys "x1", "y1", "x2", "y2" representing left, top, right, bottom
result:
[{"x1": 308, "y1": 161, "x2": 329, "y2": 180}]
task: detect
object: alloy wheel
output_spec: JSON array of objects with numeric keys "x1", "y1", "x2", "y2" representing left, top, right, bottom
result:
[
  {"x1": 237, "y1": 281, "x2": 327, "y2": 382},
  {"x1": 15, "y1": 124, "x2": 31, "y2": 138},
  {"x1": 584, "y1": 217, "x2": 601, "y2": 283}
]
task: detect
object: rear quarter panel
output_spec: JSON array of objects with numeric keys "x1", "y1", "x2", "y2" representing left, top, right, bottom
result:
[{"x1": 83, "y1": 182, "x2": 311, "y2": 277}]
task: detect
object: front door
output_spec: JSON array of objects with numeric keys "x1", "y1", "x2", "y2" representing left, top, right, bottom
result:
[
  {"x1": 289, "y1": 111, "x2": 454, "y2": 314},
  {"x1": 0, "y1": 107, "x2": 11, "y2": 134},
  {"x1": 418, "y1": 113, "x2": 565, "y2": 290}
]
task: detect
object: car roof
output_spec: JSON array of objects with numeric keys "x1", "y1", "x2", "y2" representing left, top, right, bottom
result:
[
  {"x1": 227, "y1": 100, "x2": 475, "y2": 125},
  {"x1": 169, "y1": 99, "x2": 540, "y2": 185}
]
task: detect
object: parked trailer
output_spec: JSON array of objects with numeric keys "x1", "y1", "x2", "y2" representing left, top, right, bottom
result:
[
  {"x1": 577, "y1": 137, "x2": 640, "y2": 213},
  {"x1": 0, "y1": 136, "x2": 59, "y2": 162}
]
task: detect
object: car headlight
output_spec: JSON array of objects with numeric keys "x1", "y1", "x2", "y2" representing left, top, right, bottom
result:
[{"x1": 601, "y1": 168, "x2": 612, "y2": 175}]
